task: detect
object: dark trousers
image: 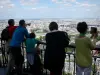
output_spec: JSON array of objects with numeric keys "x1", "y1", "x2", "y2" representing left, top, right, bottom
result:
[
  {"x1": 7, "y1": 47, "x2": 24, "y2": 75},
  {"x1": 50, "y1": 71, "x2": 62, "y2": 75},
  {"x1": 29, "y1": 54, "x2": 43, "y2": 75}
]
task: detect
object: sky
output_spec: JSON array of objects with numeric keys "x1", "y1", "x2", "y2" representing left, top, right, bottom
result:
[{"x1": 0, "y1": 0, "x2": 100, "y2": 19}]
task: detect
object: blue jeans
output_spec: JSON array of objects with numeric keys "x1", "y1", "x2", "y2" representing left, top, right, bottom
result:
[{"x1": 76, "y1": 65, "x2": 91, "y2": 75}]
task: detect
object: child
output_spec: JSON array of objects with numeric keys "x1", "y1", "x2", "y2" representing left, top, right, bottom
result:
[
  {"x1": 75, "y1": 22, "x2": 95, "y2": 75},
  {"x1": 26, "y1": 32, "x2": 45, "y2": 75}
]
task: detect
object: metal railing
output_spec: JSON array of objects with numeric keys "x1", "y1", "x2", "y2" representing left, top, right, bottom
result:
[{"x1": 0, "y1": 39, "x2": 100, "y2": 75}]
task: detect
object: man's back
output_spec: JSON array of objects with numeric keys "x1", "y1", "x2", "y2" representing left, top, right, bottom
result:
[
  {"x1": 10, "y1": 26, "x2": 29, "y2": 47},
  {"x1": 44, "y1": 30, "x2": 69, "y2": 71},
  {"x1": 46, "y1": 31, "x2": 69, "y2": 52},
  {"x1": 75, "y1": 36, "x2": 94, "y2": 67}
]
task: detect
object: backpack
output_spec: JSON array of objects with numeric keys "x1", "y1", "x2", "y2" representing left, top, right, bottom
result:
[{"x1": 1, "y1": 27, "x2": 10, "y2": 41}]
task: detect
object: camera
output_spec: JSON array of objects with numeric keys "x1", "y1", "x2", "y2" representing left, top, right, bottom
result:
[{"x1": 26, "y1": 23, "x2": 31, "y2": 26}]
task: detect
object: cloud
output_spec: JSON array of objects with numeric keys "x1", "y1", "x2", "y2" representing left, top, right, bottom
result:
[
  {"x1": 76, "y1": 2, "x2": 96, "y2": 7},
  {"x1": 32, "y1": 6, "x2": 48, "y2": 10},
  {"x1": 52, "y1": 0, "x2": 74, "y2": 7},
  {"x1": 52, "y1": 0, "x2": 76, "y2": 3},
  {"x1": 0, "y1": 6, "x2": 3, "y2": 8},
  {"x1": 20, "y1": 0, "x2": 38, "y2": 6},
  {"x1": 86, "y1": 9, "x2": 90, "y2": 11},
  {"x1": 64, "y1": 3, "x2": 72, "y2": 6},
  {"x1": 0, "y1": 0, "x2": 15, "y2": 8},
  {"x1": 32, "y1": 8, "x2": 37, "y2": 10},
  {"x1": 75, "y1": 1, "x2": 96, "y2": 7},
  {"x1": 52, "y1": 0, "x2": 75, "y2": 4},
  {"x1": 52, "y1": 0, "x2": 96, "y2": 7},
  {"x1": 63, "y1": 0, "x2": 76, "y2": 2}
]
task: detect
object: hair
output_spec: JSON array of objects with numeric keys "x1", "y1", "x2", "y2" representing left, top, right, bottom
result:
[
  {"x1": 90, "y1": 27, "x2": 97, "y2": 33},
  {"x1": 29, "y1": 33, "x2": 36, "y2": 38},
  {"x1": 8, "y1": 19, "x2": 14, "y2": 26},
  {"x1": 19, "y1": 20, "x2": 25, "y2": 26},
  {"x1": 77, "y1": 22, "x2": 88, "y2": 34},
  {"x1": 49, "y1": 22, "x2": 58, "y2": 31}
]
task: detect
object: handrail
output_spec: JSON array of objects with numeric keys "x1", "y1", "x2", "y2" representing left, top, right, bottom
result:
[{"x1": 68, "y1": 44, "x2": 100, "y2": 51}]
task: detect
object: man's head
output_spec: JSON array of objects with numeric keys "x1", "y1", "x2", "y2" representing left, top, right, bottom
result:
[
  {"x1": 8, "y1": 19, "x2": 15, "y2": 26},
  {"x1": 19, "y1": 20, "x2": 26, "y2": 27},
  {"x1": 49, "y1": 22, "x2": 58, "y2": 31},
  {"x1": 77, "y1": 22, "x2": 88, "y2": 34}
]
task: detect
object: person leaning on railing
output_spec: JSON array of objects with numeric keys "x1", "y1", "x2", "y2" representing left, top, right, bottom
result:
[
  {"x1": 44, "y1": 22, "x2": 70, "y2": 75},
  {"x1": 25, "y1": 32, "x2": 46, "y2": 75},
  {"x1": 75, "y1": 22, "x2": 95, "y2": 75},
  {"x1": 6, "y1": 20, "x2": 30, "y2": 75}
]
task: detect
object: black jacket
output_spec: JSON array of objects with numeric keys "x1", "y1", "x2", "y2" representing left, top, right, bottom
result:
[{"x1": 44, "y1": 30, "x2": 70, "y2": 71}]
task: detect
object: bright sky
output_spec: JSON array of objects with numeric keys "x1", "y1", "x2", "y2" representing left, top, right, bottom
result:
[{"x1": 0, "y1": 0, "x2": 100, "y2": 19}]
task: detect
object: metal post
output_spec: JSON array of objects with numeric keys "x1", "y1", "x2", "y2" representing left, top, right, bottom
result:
[
  {"x1": 73, "y1": 48, "x2": 76, "y2": 75},
  {"x1": 93, "y1": 57, "x2": 97, "y2": 75}
]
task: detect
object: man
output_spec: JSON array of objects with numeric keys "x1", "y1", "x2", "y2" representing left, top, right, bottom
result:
[
  {"x1": 1, "y1": 19, "x2": 17, "y2": 70},
  {"x1": 44, "y1": 22, "x2": 70, "y2": 75},
  {"x1": 5, "y1": 19, "x2": 17, "y2": 51},
  {"x1": 7, "y1": 20, "x2": 29, "y2": 75}
]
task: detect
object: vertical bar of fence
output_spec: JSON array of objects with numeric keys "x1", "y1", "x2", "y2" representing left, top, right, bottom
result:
[
  {"x1": 1, "y1": 38, "x2": 3, "y2": 67},
  {"x1": 41, "y1": 45, "x2": 43, "y2": 73},
  {"x1": 73, "y1": 48, "x2": 76, "y2": 75},
  {"x1": 93, "y1": 56, "x2": 97, "y2": 75},
  {"x1": 68, "y1": 53, "x2": 71, "y2": 73},
  {"x1": 21, "y1": 43, "x2": 26, "y2": 70},
  {"x1": 2, "y1": 41, "x2": 4, "y2": 67},
  {"x1": 43, "y1": 45, "x2": 48, "y2": 75}
]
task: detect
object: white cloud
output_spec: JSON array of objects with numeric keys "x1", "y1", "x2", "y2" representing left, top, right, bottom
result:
[
  {"x1": 31, "y1": 6, "x2": 49, "y2": 11},
  {"x1": 0, "y1": 6, "x2": 3, "y2": 8},
  {"x1": 64, "y1": 3, "x2": 72, "y2": 6},
  {"x1": 32, "y1": 8, "x2": 37, "y2": 10},
  {"x1": 52, "y1": 0, "x2": 76, "y2": 3},
  {"x1": 51, "y1": 0, "x2": 74, "y2": 7},
  {"x1": 86, "y1": 9, "x2": 90, "y2": 11},
  {"x1": 8, "y1": 4, "x2": 15, "y2": 8},
  {"x1": 80, "y1": 3, "x2": 96, "y2": 7},
  {"x1": 75, "y1": 1, "x2": 96, "y2": 7},
  {"x1": 52, "y1": 0, "x2": 57, "y2": 2},
  {"x1": 52, "y1": 0, "x2": 96, "y2": 7},
  {"x1": 75, "y1": 2, "x2": 81, "y2": 5},
  {"x1": 0, "y1": 0, "x2": 15, "y2": 8},
  {"x1": 20, "y1": 0, "x2": 38, "y2": 6},
  {"x1": 63, "y1": 0, "x2": 76, "y2": 2},
  {"x1": 52, "y1": 0, "x2": 75, "y2": 4}
]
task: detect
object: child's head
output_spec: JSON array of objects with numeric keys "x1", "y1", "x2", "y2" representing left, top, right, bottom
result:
[
  {"x1": 29, "y1": 33, "x2": 36, "y2": 38},
  {"x1": 77, "y1": 22, "x2": 88, "y2": 34}
]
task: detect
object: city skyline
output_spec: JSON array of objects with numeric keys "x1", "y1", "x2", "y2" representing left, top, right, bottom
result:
[{"x1": 0, "y1": 0, "x2": 100, "y2": 19}]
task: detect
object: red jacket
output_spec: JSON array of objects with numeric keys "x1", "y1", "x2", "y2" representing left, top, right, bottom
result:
[{"x1": 8, "y1": 25, "x2": 18, "y2": 38}]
